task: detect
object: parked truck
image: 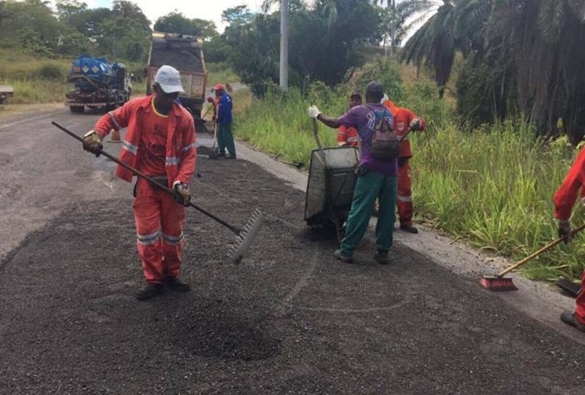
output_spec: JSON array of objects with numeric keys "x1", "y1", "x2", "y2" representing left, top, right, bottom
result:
[
  {"x1": 0, "y1": 85, "x2": 14, "y2": 104},
  {"x1": 146, "y1": 31, "x2": 208, "y2": 128},
  {"x1": 65, "y1": 55, "x2": 131, "y2": 113}
]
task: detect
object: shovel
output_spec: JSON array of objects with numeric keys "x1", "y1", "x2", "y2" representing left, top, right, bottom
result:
[
  {"x1": 52, "y1": 121, "x2": 264, "y2": 263},
  {"x1": 208, "y1": 121, "x2": 219, "y2": 160}
]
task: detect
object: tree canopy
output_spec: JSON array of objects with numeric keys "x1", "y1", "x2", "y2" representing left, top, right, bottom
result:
[{"x1": 401, "y1": 0, "x2": 585, "y2": 136}]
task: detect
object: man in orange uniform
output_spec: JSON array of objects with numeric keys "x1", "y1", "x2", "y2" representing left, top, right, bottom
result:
[
  {"x1": 553, "y1": 148, "x2": 585, "y2": 332},
  {"x1": 82, "y1": 65, "x2": 197, "y2": 301},
  {"x1": 381, "y1": 94, "x2": 425, "y2": 234},
  {"x1": 337, "y1": 92, "x2": 362, "y2": 147}
]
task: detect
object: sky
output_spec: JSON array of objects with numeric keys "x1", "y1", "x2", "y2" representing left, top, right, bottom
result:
[{"x1": 86, "y1": 0, "x2": 264, "y2": 32}]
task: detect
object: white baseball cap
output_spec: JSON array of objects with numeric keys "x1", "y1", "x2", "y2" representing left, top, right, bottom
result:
[{"x1": 154, "y1": 65, "x2": 185, "y2": 94}]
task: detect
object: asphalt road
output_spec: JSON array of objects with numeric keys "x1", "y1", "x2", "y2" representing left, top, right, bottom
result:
[{"x1": 1, "y1": 106, "x2": 584, "y2": 394}]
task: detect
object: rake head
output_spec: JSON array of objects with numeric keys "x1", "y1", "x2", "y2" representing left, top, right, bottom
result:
[
  {"x1": 228, "y1": 208, "x2": 265, "y2": 263},
  {"x1": 479, "y1": 275, "x2": 518, "y2": 292}
]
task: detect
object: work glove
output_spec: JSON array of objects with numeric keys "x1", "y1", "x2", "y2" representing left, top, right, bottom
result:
[
  {"x1": 308, "y1": 105, "x2": 321, "y2": 119},
  {"x1": 172, "y1": 182, "x2": 191, "y2": 206},
  {"x1": 380, "y1": 93, "x2": 389, "y2": 104},
  {"x1": 558, "y1": 219, "x2": 572, "y2": 244},
  {"x1": 410, "y1": 118, "x2": 422, "y2": 131},
  {"x1": 82, "y1": 130, "x2": 103, "y2": 157}
]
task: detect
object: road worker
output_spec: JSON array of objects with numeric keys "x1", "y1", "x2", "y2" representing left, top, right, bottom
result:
[
  {"x1": 214, "y1": 84, "x2": 236, "y2": 159},
  {"x1": 309, "y1": 81, "x2": 397, "y2": 265},
  {"x1": 337, "y1": 91, "x2": 362, "y2": 147},
  {"x1": 82, "y1": 65, "x2": 197, "y2": 301},
  {"x1": 553, "y1": 148, "x2": 585, "y2": 332},
  {"x1": 381, "y1": 94, "x2": 426, "y2": 233}
]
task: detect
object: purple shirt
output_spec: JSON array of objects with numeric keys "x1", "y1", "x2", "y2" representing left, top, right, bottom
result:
[{"x1": 338, "y1": 103, "x2": 397, "y2": 176}]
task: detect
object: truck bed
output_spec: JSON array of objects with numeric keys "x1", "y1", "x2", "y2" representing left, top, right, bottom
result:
[{"x1": 0, "y1": 85, "x2": 14, "y2": 104}]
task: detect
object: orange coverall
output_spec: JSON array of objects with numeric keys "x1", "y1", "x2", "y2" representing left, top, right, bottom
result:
[
  {"x1": 383, "y1": 100, "x2": 426, "y2": 227},
  {"x1": 94, "y1": 95, "x2": 197, "y2": 284},
  {"x1": 553, "y1": 147, "x2": 585, "y2": 326},
  {"x1": 337, "y1": 125, "x2": 359, "y2": 147}
]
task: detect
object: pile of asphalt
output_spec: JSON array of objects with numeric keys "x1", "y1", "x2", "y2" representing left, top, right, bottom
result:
[{"x1": 1, "y1": 157, "x2": 585, "y2": 394}]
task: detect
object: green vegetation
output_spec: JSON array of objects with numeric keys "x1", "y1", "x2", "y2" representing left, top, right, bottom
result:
[{"x1": 234, "y1": 58, "x2": 585, "y2": 283}]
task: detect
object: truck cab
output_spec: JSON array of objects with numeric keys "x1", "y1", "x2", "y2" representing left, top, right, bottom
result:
[{"x1": 146, "y1": 32, "x2": 208, "y2": 129}]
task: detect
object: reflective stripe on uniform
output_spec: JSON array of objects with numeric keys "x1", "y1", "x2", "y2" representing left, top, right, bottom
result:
[
  {"x1": 122, "y1": 140, "x2": 138, "y2": 155},
  {"x1": 347, "y1": 136, "x2": 359, "y2": 143},
  {"x1": 137, "y1": 230, "x2": 161, "y2": 245},
  {"x1": 182, "y1": 143, "x2": 197, "y2": 152},
  {"x1": 166, "y1": 157, "x2": 181, "y2": 166},
  {"x1": 397, "y1": 194, "x2": 412, "y2": 202},
  {"x1": 162, "y1": 232, "x2": 183, "y2": 245},
  {"x1": 108, "y1": 111, "x2": 122, "y2": 130}
]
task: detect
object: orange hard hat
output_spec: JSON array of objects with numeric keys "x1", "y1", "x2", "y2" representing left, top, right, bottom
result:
[{"x1": 213, "y1": 84, "x2": 225, "y2": 91}]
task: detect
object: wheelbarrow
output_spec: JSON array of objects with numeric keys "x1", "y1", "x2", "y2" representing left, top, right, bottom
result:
[{"x1": 304, "y1": 119, "x2": 360, "y2": 241}]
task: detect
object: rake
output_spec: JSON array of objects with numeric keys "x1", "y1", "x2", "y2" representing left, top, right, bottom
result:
[
  {"x1": 479, "y1": 223, "x2": 585, "y2": 291},
  {"x1": 52, "y1": 121, "x2": 264, "y2": 263}
]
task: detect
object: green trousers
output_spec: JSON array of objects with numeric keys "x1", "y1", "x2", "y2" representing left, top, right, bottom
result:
[
  {"x1": 217, "y1": 123, "x2": 236, "y2": 156},
  {"x1": 340, "y1": 171, "x2": 398, "y2": 256}
]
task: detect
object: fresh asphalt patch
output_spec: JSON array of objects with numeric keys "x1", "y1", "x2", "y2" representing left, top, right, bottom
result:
[{"x1": 1, "y1": 157, "x2": 585, "y2": 394}]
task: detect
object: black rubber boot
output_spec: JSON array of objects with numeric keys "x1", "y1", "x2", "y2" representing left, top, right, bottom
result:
[
  {"x1": 561, "y1": 310, "x2": 585, "y2": 332},
  {"x1": 373, "y1": 250, "x2": 390, "y2": 265},
  {"x1": 164, "y1": 277, "x2": 191, "y2": 292},
  {"x1": 400, "y1": 224, "x2": 419, "y2": 234},
  {"x1": 136, "y1": 283, "x2": 164, "y2": 301}
]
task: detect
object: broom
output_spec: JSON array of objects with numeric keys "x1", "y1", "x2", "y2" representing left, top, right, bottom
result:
[
  {"x1": 479, "y1": 223, "x2": 585, "y2": 291},
  {"x1": 52, "y1": 121, "x2": 264, "y2": 263}
]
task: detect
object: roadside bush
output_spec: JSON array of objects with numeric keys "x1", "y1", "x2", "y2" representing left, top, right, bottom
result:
[{"x1": 39, "y1": 63, "x2": 65, "y2": 81}]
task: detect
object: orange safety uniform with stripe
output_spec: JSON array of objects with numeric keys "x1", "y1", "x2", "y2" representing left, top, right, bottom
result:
[
  {"x1": 382, "y1": 99, "x2": 426, "y2": 226},
  {"x1": 94, "y1": 94, "x2": 197, "y2": 284},
  {"x1": 553, "y1": 147, "x2": 585, "y2": 326},
  {"x1": 337, "y1": 125, "x2": 359, "y2": 147}
]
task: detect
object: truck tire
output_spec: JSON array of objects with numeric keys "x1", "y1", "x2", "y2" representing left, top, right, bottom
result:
[{"x1": 70, "y1": 106, "x2": 84, "y2": 113}]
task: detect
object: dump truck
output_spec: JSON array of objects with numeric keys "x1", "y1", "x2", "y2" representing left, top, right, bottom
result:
[
  {"x1": 0, "y1": 85, "x2": 14, "y2": 104},
  {"x1": 146, "y1": 31, "x2": 208, "y2": 129},
  {"x1": 65, "y1": 55, "x2": 131, "y2": 113}
]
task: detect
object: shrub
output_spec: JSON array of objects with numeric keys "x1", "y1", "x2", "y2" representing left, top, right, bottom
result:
[{"x1": 39, "y1": 63, "x2": 65, "y2": 81}]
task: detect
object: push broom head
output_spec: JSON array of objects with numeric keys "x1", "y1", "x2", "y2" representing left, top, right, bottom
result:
[
  {"x1": 479, "y1": 275, "x2": 518, "y2": 292},
  {"x1": 228, "y1": 208, "x2": 265, "y2": 263}
]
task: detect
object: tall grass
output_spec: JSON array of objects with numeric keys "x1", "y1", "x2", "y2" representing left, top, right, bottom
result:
[
  {"x1": 236, "y1": 84, "x2": 348, "y2": 165},
  {"x1": 411, "y1": 121, "x2": 584, "y2": 281},
  {"x1": 236, "y1": 72, "x2": 585, "y2": 282},
  {"x1": 206, "y1": 62, "x2": 239, "y2": 89},
  {"x1": 0, "y1": 51, "x2": 72, "y2": 105}
]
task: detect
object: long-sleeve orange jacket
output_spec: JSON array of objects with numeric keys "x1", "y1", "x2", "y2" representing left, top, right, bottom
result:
[
  {"x1": 383, "y1": 100, "x2": 426, "y2": 158},
  {"x1": 554, "y1": 148, "x2": 585, "y2": 220},
  {"x1": 94, "y1": 95, "x2": 197, "y2": 188}
]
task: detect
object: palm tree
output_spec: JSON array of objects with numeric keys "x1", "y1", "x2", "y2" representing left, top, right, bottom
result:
[
  {"x1": 400, "y1": 0, "x2": 459, "y2": 98},
  {"x1": 373, "y1": 0, "x2": 434, "y2": 59}
]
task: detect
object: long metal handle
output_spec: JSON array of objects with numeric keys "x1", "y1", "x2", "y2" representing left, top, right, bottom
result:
[
  {"x1": 52, "y1": 121, "x2": 242, "y2": 234},
  {"x1": 498, "y1": 223, "x2": 585, "y2": 277}
]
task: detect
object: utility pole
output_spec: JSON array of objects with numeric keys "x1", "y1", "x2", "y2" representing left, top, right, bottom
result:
[{"x1": 280, "y1": 0, "x2": 289, "y2": 90}]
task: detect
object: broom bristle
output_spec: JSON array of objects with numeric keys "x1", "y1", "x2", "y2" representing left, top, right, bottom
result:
[
  {"x1": 479, "y1": 276, "x2": 518, "y2": 292},
  {"x1": 228, "y1": 209, "x2": 265, "y2": 263}
]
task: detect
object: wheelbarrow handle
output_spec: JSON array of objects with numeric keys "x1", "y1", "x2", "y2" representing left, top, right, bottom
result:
[{"x1": 312, "y1": 118, "x2": 324, "y2": 153}]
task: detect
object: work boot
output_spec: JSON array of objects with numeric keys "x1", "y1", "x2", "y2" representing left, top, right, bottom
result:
[
  {"x1": 218, "y1": 152, "x2": 226, "y2": 158},
  {"x1": 227, "y1": 154, "x2": 237, "y2": 160},
  {"x1": 560, "y1": 310, "x2": 585, "y2": 332},
  {"x1": 164, "y1": 276, "x2": 191, "y2": 292},
  {"x1": 333, "y1": 249, "x2": 354, "y2": 263},
  {"x1": 400, "y1": 224, "x2": 419, "y2": 234},
  {"x1": 373, "y1": 250, "x2": 390, "y2": 265},
  {"x1": 136, "y1": 283, "x2": 164, "y2": 301}
]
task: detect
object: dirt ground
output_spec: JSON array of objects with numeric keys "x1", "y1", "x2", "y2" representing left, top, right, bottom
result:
[{"x1": 1, "y1": 108, "x2": 585, "y2": 394}]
